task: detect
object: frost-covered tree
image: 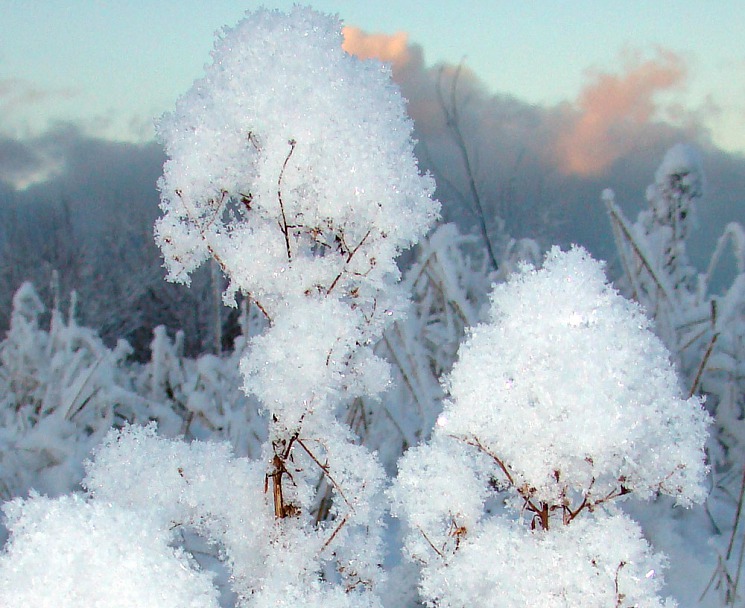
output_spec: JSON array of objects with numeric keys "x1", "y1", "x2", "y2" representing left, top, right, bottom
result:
[
  {"x1": 0, "y1": 7, "x2": 438, "y2": 607},
  {"x1": 390, "y1": 247, "x2": 710, "y2": 607}
]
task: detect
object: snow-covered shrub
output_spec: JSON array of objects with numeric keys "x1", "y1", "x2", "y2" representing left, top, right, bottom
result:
[
  {"x1": 0, "y1": 490, "x2": 220, "y2": 608},
  {"x1": 391, "y1": 247, "x2": 710, "y2": 607},
  {"x1": 154, "y1": 7, "x2": 437, "y2": 602},
  {"x1": 133, "y1": 325, "x2": 267, "y2": 455}
]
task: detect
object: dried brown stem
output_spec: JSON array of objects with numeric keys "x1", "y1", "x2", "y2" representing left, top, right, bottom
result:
[
  {"x1": 265, "y1": 432, "x2": 300, "y2": 519},
  {"x1": 252, "y1": 298, "x2": 272, "y2": 323},
  {"x1": 277, "y1": 139, "x2": 297, "y2": 262},
  {"x1": 453, "y1": 434, "x2": 633, "y2": 530},
  {"x1": 247, "y1": 131, "x2": 262, "y2": 151},
  {"x1": 268, "y1": 452, "x2": 298, "y2": 519},
  {"x1": 321, "y1": 515, "x2": 349, "y2": 551},
  {"x1": 417, "y1": 526, "x2": 445, "y2": 558},
  {"x1": 614, "y1": 561, "x2": 627, "y2": 607},
  {"x1": 606, "y1": 201, "x2": 673, "y2": 302}
]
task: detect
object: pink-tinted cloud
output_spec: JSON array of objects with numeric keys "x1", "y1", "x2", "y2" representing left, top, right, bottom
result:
[
  {"x1": 341, "y1": 27, "x2": 450, "y2": 134},
  {"x1": 342, "y1": 27, "x2": 413, "y2": 72},
  {"x1": 556, "y1": 49, "x2": 687, "y2": 176}
]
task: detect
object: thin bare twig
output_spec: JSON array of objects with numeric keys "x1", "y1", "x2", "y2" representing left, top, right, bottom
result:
[
  {"x1": 327, "y1": 229, "x2": 372, "y2": 295},
  {"x1": 436, "y1": 63, "x2": 498, "y2": 272},
  {"x1": 727, "y1": 468, "x2": 745, "y2": 560},
  {"x1": 321, "y1": 515, "x2": 349, "y2": 551},
  {"x1": 64, "y1": 356, "x2": 105, "y2": 420},
  {"x1": 296, "y1": 437, "x2": 353, "y2": 510},
  {"x1": 689, "y1": 332, "x2": 719, "y2": 398},
  {"x1": 606, "y1": 200, "x2": 674, "y2": 302},
  {"x1": 417, "y1": 526, "x2": 445, "y2": 558},
  {"x1": 614, "y1": 561, "x2": 627, "y2": 607}
]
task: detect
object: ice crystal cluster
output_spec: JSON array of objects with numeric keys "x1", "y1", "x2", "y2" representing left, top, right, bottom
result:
[
  {"x1": 155, "y1": 6, "x2": 437, "y2": 315},
  {"x1": 391, "y1": 247, "x2": 710, "y2": 608},
  {"x1": 0, "y1": 490, "x2": 221, "y2": 608}
]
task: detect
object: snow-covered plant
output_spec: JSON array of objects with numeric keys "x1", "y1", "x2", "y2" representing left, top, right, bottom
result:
[
  {"x1": 0, "y1": 488, "x2": 221, "y2": 608},
  {"x1": 642, "y1": 143, "x2": 703, "y2": 293},
  {"x1": 0, "y1": 283, "x2": 136, "y2": 501},
  {"x1": 156, "y1": 6, "x2": 436, "y2": 598},
  {"x1": 391, "y1": 246, "x2": 710, "y2": 607},
  {"x1": 606, "y1": 145, "x2": 745, "y2": 476},
  {"x1": 133, "y1": 324, "x2": 267, "y2": 455},
  {"x1": 605, "y1": 145, "x2": 704, "y2": 359},
  {"x1": 1, "y1": 7, "x2": 438, "y2": 606}
]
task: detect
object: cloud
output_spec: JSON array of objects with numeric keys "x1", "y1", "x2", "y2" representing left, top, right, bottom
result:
[
  {"x1": 0, "y1": 123, "x2": 163, "y2": 210},
  {"x1": 342, "y1": 27, "x2": 413, "y2": 72},
  {"x1": 342, "y1": 27, "x2": 485, "y2": 141},
  {"x1": 0, "y1": 78, "x2": 77, "y2": 116},
  {"x1": 555, "y1": 49, "x2": 688, "y2": 176},
  {"x1": 0, "y1": 136, "x2": 42, "y2": 186},
  {"x1": 0, "y1": 129, "x2": 69, "y2": 190},
  {"x1": 334, "y1": 27, "x2": 745, "y2": 273}
]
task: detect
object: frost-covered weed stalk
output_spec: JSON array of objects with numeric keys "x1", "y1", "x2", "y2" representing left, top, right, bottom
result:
[
  {"x1": 606, "y1": 144, "x2": 745, "y2": 471},
  {"x1": 0, "y1": 283, "x2": 137, "y2": 502},
  {"x1": 391, "y1": 247, "x2": 710, "y2": 607},
  {"x1": 605, "y1": 144, "x2": 704, "y2": 363},
  {"x1": 0, "y1": 7, "x2": 437, "y2": 607},
  {"x1": 605, "y1": 145, "x2": 745, "y2": 603}
]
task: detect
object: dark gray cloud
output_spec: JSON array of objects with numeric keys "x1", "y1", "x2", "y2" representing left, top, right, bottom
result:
[
  {"x1": 0, "y1": 136, "x2": 43, "y2": 185},
  {"x1": 0, "y1": 123, "x2": 164, "y2": 231}
]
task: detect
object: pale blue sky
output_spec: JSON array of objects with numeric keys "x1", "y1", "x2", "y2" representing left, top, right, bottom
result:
[{"x1": 2, "y1": 1, "x2": 744, "y2": 152}]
